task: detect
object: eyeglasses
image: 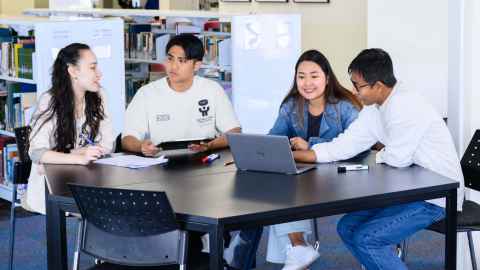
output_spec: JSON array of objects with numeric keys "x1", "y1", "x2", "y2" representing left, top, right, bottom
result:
[{"x1": 352, "y1": 82, "x2": 371, "y2": 92}]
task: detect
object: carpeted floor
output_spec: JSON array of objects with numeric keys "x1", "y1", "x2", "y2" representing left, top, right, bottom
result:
[{"x1": 0, "y1": 200, "x2": 445, "y2": 270}]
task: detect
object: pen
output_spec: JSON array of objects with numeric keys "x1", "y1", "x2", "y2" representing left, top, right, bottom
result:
[
  {"x1": 80, "y1": 134, "x2": 111, "y2": 158},
  {"x1": 80, "y1": 133, "x2": 95, "y2": 146},
  {"x1": 337, "y1": 164, "x2": 369, "y2": 173},
  {"x1": 224, "y1": 160, "x2": 234, "y2": 166}
]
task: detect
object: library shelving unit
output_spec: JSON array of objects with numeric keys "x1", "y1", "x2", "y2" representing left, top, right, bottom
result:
[
  {"x1": 0, "y1": 15, "x2": 125, "y2": 202},
  {"x1": 25, "y1": 8, "x2": 301, "y2": 134}
]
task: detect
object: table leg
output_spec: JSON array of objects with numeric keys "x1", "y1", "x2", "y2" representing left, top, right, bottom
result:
[
  {"x1": 209, "y1": 225, "x2": 224, "y2": 270},
  {"x1": 445, "y1": 189, "x2": 457, "y2": 270},
  {"x1": 46, "y1": 196, "x2": 68, "y2": 270}
]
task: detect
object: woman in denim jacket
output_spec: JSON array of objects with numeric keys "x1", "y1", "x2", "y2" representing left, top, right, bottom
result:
[
  {"x1": 269, "y1": 49, "x2": 361, "y2": 270},
  {"x1": 224, "y1": 50, "x2": 362, "y2": 270}
]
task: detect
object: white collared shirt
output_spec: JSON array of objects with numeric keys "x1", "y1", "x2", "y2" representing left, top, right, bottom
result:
[{"x1": 312, "y1": 85, "x2": 464, "y2": 210}]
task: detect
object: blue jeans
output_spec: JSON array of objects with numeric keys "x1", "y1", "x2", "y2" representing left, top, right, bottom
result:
[
  {"x1": 336, "y1": 201, "x2": 445, "y2": 270},
  {"x1": 230, "y1": 228, "x2": 263, "y2": 270}
]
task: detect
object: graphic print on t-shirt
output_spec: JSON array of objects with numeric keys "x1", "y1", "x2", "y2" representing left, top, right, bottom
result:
[
  {"x1": 197, "y1": 99, "x2": 214, "y2": 126},
  {"x1": 198, "y1": 99, "x2": 210, "y2": 117}
]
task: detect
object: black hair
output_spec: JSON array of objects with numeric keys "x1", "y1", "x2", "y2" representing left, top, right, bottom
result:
[
  {"x1": 31, "y1": 43, "x2": 105, "y2": 153},
  {"x1": 165, "y1": 34, "x2": 204, "y2": 61},
  {"x1": 348, "y1": 48, "x2": 397, "y2": 88},
  {"x1": 282, "y1": 49, "x2": 362, "y2": 127}
]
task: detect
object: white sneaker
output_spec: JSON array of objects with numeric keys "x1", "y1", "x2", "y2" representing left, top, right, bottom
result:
[{"x1": 282, "y1": 244, "x2": 320, "y2": 270}]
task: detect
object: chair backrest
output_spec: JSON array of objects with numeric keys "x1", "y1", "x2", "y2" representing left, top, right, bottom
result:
[
  {"x1": 68, "y1": 184, "x2": 184, "y2": 266},
  {"x1": 461, "y1": 129, "x2": 480, "y2": 191},
  {"x1": 13, "y1": 126, "x2": 32, "y2": 184},
  {"x1": 114, "y1": 133, "x2": 122, "y2": 153},
  {"x1": 13, "y1": 126, "x2": 31, "y2": 163}
]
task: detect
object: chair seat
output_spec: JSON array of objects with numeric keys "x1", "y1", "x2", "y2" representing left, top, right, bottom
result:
[
  {"x1": 86, "y1": 260, "x2": 210, "y2": 270},
  {"x1": 85, "y1": 263, "x2": 180, "y2": 270},
  {"x1": 428, "y1": 200, "x2": 480, "y2": 233}
]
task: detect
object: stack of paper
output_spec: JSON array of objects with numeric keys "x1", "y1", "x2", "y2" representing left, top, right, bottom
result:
[{"x1": 94, "y1": 155, "x2": 168, "y2": 169}]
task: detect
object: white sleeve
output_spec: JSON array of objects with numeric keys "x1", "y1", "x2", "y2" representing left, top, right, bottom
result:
[
  {"x1": 29, "y1": 93, "x2": 54, "y2": 163},
  {"x1": 375, "y1": 100, "x2": 430, "y2": 167},
  {"x1": 312, "y1": 106, "x2": 379, "y2": 163},
  {"x1": 97, "y1": 91, "x2": 115, "y2": 153},
  {"x1": 214, "y1": 85, "x2": 240, "y2": 133},
  {"x1": 122, "y1": 89, "x2": 149, "y2": 140}
]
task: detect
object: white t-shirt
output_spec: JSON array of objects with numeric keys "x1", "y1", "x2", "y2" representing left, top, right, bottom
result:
[{"x1": 123, "y1": 76, "x2": 240, "y2": 144}]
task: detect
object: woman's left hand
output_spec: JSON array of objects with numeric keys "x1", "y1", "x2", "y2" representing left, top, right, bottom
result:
[
  {"x1": 72, "y1": 145, "x2": 108, "y2": 157},
  {"x1": 289, "y1": 137, "x2": 309, "y2": 151}
]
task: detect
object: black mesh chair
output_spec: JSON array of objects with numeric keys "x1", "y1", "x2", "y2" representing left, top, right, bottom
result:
[
  {"x1": 8, "y1": 126, "x2": 32, "y2": 270},
  {"x1": 400, "y1": 130, "x2": 480, "y2": 269},
  {"x1": 68, "y1": 184, "x2": 188, "y2": 270}
]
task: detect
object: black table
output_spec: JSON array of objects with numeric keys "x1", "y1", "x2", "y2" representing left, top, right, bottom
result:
[{"x1": 44, "y1": 151, "x2": 459, "y2": 270}]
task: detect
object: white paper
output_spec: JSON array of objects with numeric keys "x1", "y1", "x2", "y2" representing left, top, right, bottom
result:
[{"x1": 94, "y1": 155, "x2": 168, "y2": 169}]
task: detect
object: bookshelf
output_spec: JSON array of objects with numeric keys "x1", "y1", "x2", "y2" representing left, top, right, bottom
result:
[
  {"x1": 0, "y1": 15, "x2": 125, "y2": 202},
  {"x1": 25, "y1": 8, "x2": 302, "y2": 135}
]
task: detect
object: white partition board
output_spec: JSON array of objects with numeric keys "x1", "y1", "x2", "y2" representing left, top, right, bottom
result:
[
  {"x1": 35, "y1": 18, "x2": 125, "y2": 135},
  {"x1": 232, "y1": 14, "x2": 301, "y2": 134}
]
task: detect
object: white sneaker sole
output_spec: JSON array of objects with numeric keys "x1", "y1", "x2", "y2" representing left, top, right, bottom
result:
[{"x1": 281, "y1": 252, "x2": 320, "y2": 270}]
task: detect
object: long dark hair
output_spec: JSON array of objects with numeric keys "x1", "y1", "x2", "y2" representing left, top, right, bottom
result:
[
  {"x1": 282, "y1": 49, "x2": 362, "y2": 127},
  {"x1": 32, "y1": 43, "x2": 105, "y2": 153}
]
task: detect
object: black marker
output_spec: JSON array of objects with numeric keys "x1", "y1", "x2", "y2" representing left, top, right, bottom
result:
[{"x1": 337, "y1": 164, "x2": 369, "y2": 173}]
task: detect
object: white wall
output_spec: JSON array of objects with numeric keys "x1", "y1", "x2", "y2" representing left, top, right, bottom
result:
[
  {"x1": 220, "y1": 0, "x2": 367, "y2": 87},
  {"x1": 0, "y1": 0, "x2": 47, "y2": 15},
  {"x1": 447, "y1": 0, "x2": 464, "y2": 153},
  {"x1": 462, "y1": 1, "x2": 480, "y2": 268},
  {"x1": 368, "y1": 0, "x2": 448, "y2": 118},
  {"x1": 463, "y1": 0, "x2": 480, "y2": 144}
]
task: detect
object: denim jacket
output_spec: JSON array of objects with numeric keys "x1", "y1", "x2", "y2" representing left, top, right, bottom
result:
[{"x1": 269, "y1": 98, "x2": 359, "y2": 147}]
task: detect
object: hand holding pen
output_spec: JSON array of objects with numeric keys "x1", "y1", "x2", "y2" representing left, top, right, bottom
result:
[{"x1": 72, "y1": 134, "x2": 108, "y2": 160}]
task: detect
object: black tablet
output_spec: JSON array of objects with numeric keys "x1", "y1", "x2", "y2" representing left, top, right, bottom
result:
[{"x1": 157, "y1": 138, "x2": 212, "y2": 150}]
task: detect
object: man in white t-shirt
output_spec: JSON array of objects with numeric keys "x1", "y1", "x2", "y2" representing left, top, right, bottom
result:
[
  {"x1": 295, "y1": 48, "x2": 464, "y2": 270},
  {"x1": 122, "y1": 34, "x2": 241, "y2": 156}
]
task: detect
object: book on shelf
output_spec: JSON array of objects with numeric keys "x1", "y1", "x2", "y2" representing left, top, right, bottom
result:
[
  {"x1": 2, "y1": 143, "x2": 17, "y2": 183},
  {"x1": 0, "y1": 36, "x2": 35, "y2": 79},
  {"x1": 125, "y1": 75, "x2": 148, "y2": 105},
  {"x1": 126, "y1": 24, "x2": 153, "y2": 60},
  {"x1": 0, "y1": 28, "x2": 13, "y2": 45},
  {"x1": 3, "y1": 83, "x2": 36, "y2": 130},
  {"x1": 125, "y1": 19, "x2": 231, "y2": 67},
  {"x1": 122, "y1": 18, "x2": 233, "y2": 103},
  {"x1": 0, "y1": 134, "x2": 15, "y2": 182}
]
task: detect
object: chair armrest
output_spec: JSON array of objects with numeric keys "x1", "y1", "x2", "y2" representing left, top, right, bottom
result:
[{"x1": 13, "y1": 160, "x2": 31, "y2": 185}]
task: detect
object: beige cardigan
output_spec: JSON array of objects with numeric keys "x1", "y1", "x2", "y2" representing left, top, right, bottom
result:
[{"x1": 25, "y1": 91, "x2": 114, "y2": 214}]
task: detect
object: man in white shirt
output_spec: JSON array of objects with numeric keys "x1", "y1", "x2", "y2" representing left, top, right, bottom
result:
[
  {"x1": 295, "y1": 48, "x2": 464, "y2": 270},
  {"x1": 121, "y1": 34, "x2": 241, "y2": 267},
  {"x1": 122, "y1": 34, "x2": 241, "y2": 155}
]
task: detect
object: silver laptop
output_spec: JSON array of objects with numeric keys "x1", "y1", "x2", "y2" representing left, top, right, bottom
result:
[{"x1": 227, "y1": 133, "x2": 316, "y2": 175}]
